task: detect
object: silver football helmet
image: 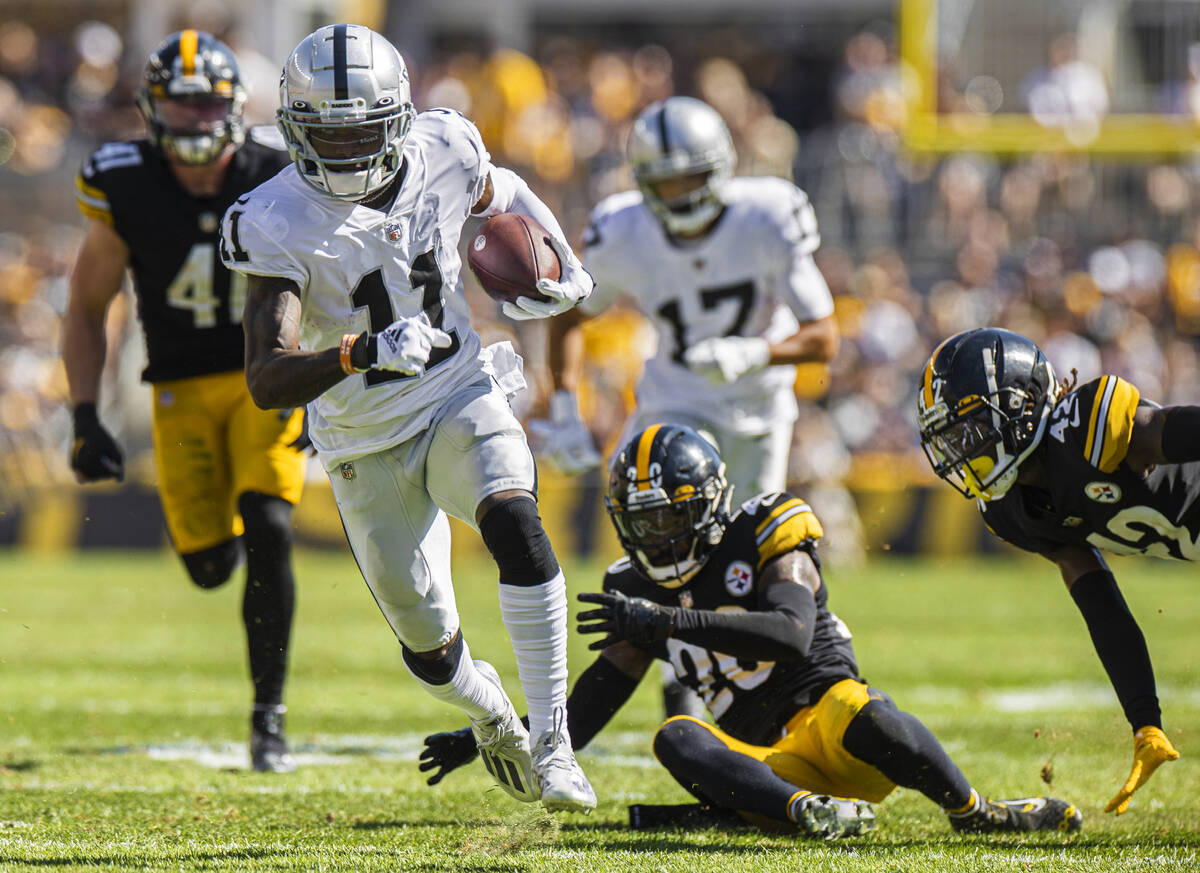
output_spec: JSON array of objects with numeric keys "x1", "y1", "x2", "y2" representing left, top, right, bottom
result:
[
  {"x1": 277, "y1": 24, "x2": 416, "y2": 200},
  {"x1": 627, "y1": 96, "x2": 735, "y2": 236}
]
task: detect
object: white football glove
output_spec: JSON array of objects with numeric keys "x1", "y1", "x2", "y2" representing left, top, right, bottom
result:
[
  {"x1": 528, "y1": 390, "x2": 602, "y2": 474},
  {"x1": 683, "y1": 336, "x2": 771, "y2": 385},
  {"x1": 374, "y1": 313, "x2": 453, "y2": 376},
  {"x1": 502, "y1": 233, "x2": 594, "y2": 321}
]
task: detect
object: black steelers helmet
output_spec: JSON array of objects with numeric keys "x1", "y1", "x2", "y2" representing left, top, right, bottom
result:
[
  {"x1": 136, "y1": 30, "x2": 246, "y2": 165},
  {"x1": 605, "y1": 424, "x2": 733, "y2": 587},
  {"x1": 917, "y1": 328, "x2": 1059, "y2": 502}
]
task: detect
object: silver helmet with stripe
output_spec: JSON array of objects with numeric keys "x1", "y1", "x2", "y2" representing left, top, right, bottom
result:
[
  {"x1": 627, "y1": 96, "x2": 735, "y2": 236},
  {"x1": 277, "y1": 24, "x2": 416, "y2": 200}
]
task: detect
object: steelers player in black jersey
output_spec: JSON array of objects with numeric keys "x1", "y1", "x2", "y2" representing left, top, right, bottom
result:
[
  {"x1": 919, "y1": 327, "x2": 1200, "y2": 815},
  {"x1": 62, "y1": 31, "x2": 304, "y2": 772},
  {"x1": 418, "y1": 424, "x2": 1081, "y2": 837}
]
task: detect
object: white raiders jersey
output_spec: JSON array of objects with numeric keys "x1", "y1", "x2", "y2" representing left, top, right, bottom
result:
[
  {"x1": 581, "y1": 176, "x2": 831, "y2": 435},
  {"x1": 221, "y1": 109, "x2": 498, "y2": 468}
]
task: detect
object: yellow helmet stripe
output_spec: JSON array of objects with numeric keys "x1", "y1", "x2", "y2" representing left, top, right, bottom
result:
[
  {"x1": 635, "y1": 424, "x2": 663, "y2": 488},
  {"x1": 921, "y1": 338, "x2": 949, "y2": 410},
  {"x1": 180, "y1": 29, "x2": 198, "y2": 76}
]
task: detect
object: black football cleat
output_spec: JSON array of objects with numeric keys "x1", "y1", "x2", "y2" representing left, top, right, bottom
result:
[
  {"x1": 250, "y1": 705, "x2": 296, "y2": 774},
  {"x1": 949, "y1": 796, "x2": 1082, "y2": 834}
]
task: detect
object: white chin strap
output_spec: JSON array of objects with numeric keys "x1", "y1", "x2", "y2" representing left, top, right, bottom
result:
[{"x1": 640, "y1": 552, "x2": 701, "y2": 588}]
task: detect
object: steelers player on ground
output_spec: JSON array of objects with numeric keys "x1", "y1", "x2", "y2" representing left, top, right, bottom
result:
[
  {"x1": 62, "y1": 31, "x2": 304, "y2": 773},
  {"x1": 535, "y1": 95, "x2": 840, "y2": 719},
  {"x1": 419, "y1": 424, "x2": 1083, "y2": 838},
  {"x1": 918, "y1": 327, "x2": 1200, "y2": 815},
  {"x1": 221, "y1": 25, "x2": 594, "y2": 811}
]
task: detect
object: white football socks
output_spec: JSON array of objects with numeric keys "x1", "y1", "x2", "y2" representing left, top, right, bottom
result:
[
  {"x1": 498, "y1": 572, "x2": 569, "y2": 738},
  {"x1": 402, "y1": 637, "x2": 510, "y2": 722}
]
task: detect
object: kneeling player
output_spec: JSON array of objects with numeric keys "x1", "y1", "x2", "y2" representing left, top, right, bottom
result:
[{"x1": 419, "y1": 424, "x2": 1083, "y2": 837}]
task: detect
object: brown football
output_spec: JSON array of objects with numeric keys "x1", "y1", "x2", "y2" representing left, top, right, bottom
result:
[{"x1": 467, "y1": 213, "x2": 560, "y2": 305}]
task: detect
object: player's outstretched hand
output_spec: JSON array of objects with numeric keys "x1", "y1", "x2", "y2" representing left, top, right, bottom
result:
[
  {"x1": 683, "y1": 336, "x2": 771, "y2": 385},
  {"x1": 528, "y1": 390, "x2": 601, "y2": 474},
  {"x1": 577, "y1": 590, "x2": 675, "y2": 650},
  {"x1": 502, "y1": 234, "x2": 594, "y2": 321},
  {"x1": 1105, "y1": 725, "x2": 1180, "y2": 814},
  {"x1": 419, "y1": 726, "x2": 477, "y2": 785},
  {"x1": 70, "y1": 403, "x2": 125, "y2": 483},
  {"x1": 375, "y1": 313, "x2": 452, "y2": 375}
]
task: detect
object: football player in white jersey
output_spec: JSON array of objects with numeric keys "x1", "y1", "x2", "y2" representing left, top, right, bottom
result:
[
  {"x1": 219, "y1": 24, "x2": 594, "y2": 812},
  {"x1": 537, "y1": 96, "x2": 839, "y2": 717},
  {"x1": 539, "y1": 96, "x2": 838, "y2": 498}
]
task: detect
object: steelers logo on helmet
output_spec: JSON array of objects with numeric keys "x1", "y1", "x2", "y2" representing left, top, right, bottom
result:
[
  {"x1": 276, "y1": 24, "x2": 416, "y2": 201},
  {"x1": 605, "y1": 424, "x2": 733, "y2": 587},
  {"x1": 136, "y1": 30, "x2": 247, "y2": 165},
  {"x1": 917, "y1": 328, "x2": 1059, "y2": 502}
]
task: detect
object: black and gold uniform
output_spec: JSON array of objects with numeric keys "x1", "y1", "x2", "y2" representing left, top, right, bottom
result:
[
  {"x1": 917, "y1": 327, "x2": 1200, "y2": 815},
  {"x1": 419, "y1": 425, "x2": 1083, "y2": 835},
  {"x1": 982, "y1": 375, "x2": 1200, "y2": 560},
  {"x1": 65, "y1": 30, "x2": 305, "y2": 773},
  {"x1": 602, "y1": 491, "x2": 859, "y2": 748},
  {"x1": 77, "y1": 136, "x2": 287, "y2": 383},
  {"x1": 75, "y1": 134, "x2": 304, "y2": 554}
]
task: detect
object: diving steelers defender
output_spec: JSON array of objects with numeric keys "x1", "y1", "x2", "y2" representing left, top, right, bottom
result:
[
  {"x1": 419, "y1": 424, "x2": 1082, "y2": 838},
  {"x1": 221, "y1": 24, "x2": 594, "y2": 811},
  {"x1": 919, "y1": 327, "x2": 1200, "y2": 815},
  {"x1": 63, "y1": 30, "x2": 304, "y2": 773}
]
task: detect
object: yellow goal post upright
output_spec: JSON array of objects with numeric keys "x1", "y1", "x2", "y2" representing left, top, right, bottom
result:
[{"x1": 899, "y1": 0, "x2": 1200, "y2": 155}]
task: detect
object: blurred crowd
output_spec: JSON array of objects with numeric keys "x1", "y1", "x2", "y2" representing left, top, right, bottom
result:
[{"x1": 3, "y1": 14, "x2": 1200, "y2": 514}]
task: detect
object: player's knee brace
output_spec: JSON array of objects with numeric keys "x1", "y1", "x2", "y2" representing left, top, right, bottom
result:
[
  {"x1": 237, "y1": 492, "x2": 293, "y2": 552},
  {"x1": 401, "y1": 631, "x2": 464, "y2": 685},
  {"x1": 477, "y1": 495, "x2": 560, "y2": 586},
  {"x1": 181, "y1": 539, "x2": 242, "y2": 589}
]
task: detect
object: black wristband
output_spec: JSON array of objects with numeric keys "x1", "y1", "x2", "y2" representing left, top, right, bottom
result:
[
  {"x1": 1069, "y1": 569, "x2": 1162, "y2": 729},
  {"x1": 1160, "y1": 406, "x2": 1200, "y2": 463},
  {"x1": 73, "y1": 402, "x2": 100, "y2": 433},
  {"x1": 350, "y1": 331, "x2": 376, "y2": 370}
]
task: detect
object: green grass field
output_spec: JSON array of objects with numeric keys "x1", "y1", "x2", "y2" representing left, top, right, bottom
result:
[{"x1": 1, "y1": 549, "x2": 1198, "y2": 871}]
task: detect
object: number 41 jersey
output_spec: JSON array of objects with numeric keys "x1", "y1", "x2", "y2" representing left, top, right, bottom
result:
[
  {"x1": 75, "y1": 134, "x2": 290, "y2": 382},
  {"x1": 221, "y1": 110, "x2": 492, "y2": 468}
]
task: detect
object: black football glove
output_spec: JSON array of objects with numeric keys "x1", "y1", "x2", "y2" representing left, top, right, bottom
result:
[
  {"x1": 70, "y1": 403, "x2": 124, "y2": 482},
  {"x1": 576, "y1": 590, "x2": 676, "y2": 650},
  {"x1": 418, "y1": 726, "x2": 477, "y2": 785}
]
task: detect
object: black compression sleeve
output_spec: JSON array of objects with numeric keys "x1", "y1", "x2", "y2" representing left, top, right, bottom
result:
[
  {"x1": 1069, "y1": 569, "x2": 1162, "y2": 729},
  {"x1": 669, "y1": 581, "x2": 816, "y2": 661},
  {"x1": 564, "y1": 656, "x2": 641, "y2": 750},
  {"x1": 1160, "y1": 406, "x2": 1200, "y2": 463}
]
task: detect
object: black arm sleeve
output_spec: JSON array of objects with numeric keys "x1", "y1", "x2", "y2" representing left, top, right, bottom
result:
[
  {"x1": 1160, "y1": 406, "x2": 1200, "y2": 463},
  {"x1": 1069, "y1": 569, "x2": 1162, "y2": 730},
  {"x1": 564, "y1": 655, "x2": 641, "y2": 750},
  {"x1": 669, "y1": 580, "x2": 817, "y2": 661}
]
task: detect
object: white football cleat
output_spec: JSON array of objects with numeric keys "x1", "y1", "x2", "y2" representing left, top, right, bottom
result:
[
  {"x1": 790, "y1": 791, "x2": 876, "y2": 840},
  {"x1": 531, "y1": 708, "x2": 596, "y2": 812},
  {"x1": 468, "y1": 661, "x2": 537, "y2": 802}
]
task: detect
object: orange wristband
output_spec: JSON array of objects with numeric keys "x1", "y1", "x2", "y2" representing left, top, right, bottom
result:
[{"x1": 339, "y1": 333, "x2": 358, "y2": 375}]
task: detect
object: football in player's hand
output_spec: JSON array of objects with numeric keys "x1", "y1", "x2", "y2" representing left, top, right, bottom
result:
[{"x1": 467, "y1": 213, "x2": 559, "y2": 305}]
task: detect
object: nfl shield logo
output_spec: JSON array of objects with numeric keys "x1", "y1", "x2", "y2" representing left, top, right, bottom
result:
[
  {"x1": 386, "y1": 222, "x2": 403, "y2": 241},
  {"x1": 340, "y1": 462, "x2": 356, "y2": 480}
]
